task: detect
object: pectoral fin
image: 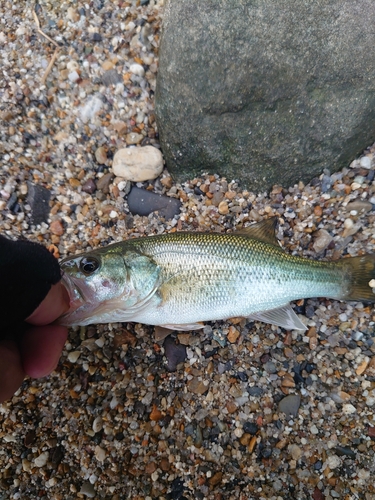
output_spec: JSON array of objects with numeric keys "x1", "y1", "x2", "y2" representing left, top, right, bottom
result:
[
  {"x1": 159, "y1": 322, "x2": 205, "y2": 331},
  {"x1": 248, "y1": 304, "x2": 307, "y2": 331}
]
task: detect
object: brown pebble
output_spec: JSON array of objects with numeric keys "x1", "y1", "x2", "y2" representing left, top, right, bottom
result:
[
  {"x1": 368, "y1": 426, "x2": 375, "y2": 439},
  {"x1": 69, "y1": 178, "x2": 81, "y2": 188},
  {"x1": 281, "y1": 374, "x2": 295, "y2": 388},
  {"x1": 50, "y1": 220, "x2": 64, "y2": 236},
  {"x1": 240, "y1": 433, "x2": 251, "y2": 446},
  {"x1": 145, "y1": 461, "x2": 157, "y2": 474},
  {"x1": 227, "y1": 326, "x2": 240, "y2": 343},
  {"x1": 113, "y1": 330, "x2": 137, "y2": 348},
  {"x1": 276, "y1": 439, "x2": 288, "y2": 450},
  {"x1": 208, "y1": 471, "x2": 222, "y2": 487},
  {"x1": 187, "y1": 377, "x2": 208, "y2": 395},
  {"x1": 313, "y1": 205, "x2": 323, "y2": 217},
  {"x1": 356, "y1": 359, "x2": 369, "y2": 375},
  {"x1": 248, "y1": 435, "x2": 257, "y2": 453},
  {"x1": 226, "y1": 400, "x2": 238, "y2": 414},
  {"x1": 160, "y1": 457, "x2": 170, "y2": 472},
  {"x1": 150, "y1": 404, "x2": 163, "y2": 421},
  {"x1": 161, "y1": 176, "x2": 173, "y2": 189}
]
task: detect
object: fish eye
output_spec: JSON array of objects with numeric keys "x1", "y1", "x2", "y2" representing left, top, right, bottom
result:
[{"x1": 79, "y1": 257, "x2": 100, "y2": 275}]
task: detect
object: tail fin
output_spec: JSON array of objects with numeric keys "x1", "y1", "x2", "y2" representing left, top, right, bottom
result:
[{"x1": 338, "y1": 254, "x2": 375, "y2": 302}]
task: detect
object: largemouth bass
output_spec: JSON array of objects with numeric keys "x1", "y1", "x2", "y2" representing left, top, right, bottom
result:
[{"x1": 58, "y1": 218, "x2": 375, "y2": 330}]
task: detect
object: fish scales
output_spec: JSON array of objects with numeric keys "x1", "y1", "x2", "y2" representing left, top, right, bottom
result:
[
  {"x1": 128, "y1": 232, "x2": 343, "y2": 325},
  {"x1": 58, "y1": 218, "x2": 375, "y2": 329}
]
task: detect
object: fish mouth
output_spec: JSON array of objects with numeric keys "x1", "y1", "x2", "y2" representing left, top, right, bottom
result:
[{"x1": 58, "y1": 273, "x2": 85, "y2": 323}]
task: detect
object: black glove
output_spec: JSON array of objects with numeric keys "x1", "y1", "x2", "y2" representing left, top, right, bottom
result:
[{"x1": 0, "y1": 235, "x2": 61, "y2": 331}]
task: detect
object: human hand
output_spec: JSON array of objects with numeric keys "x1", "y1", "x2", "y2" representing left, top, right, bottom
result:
[
  {"x1": 0, "y1": 282, "x2": 69, "y2": 403},
  {"x1": 0, "y1": 234, "x2": 72, "y2": 403}
]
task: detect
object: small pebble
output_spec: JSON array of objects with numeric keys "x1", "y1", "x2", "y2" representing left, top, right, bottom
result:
[
  {"x1": 50, "y1": 220, "x2": 64, "y2": 236},
  {"x1": 125, "y1": 133, "x2": 144, "y2": 145},
  {"x1": 79, "y1": 482, "x2": 96, "y2": 498},
  {"x1": 96, "y1": 173, "x2": 113, "y2": 193},
  {"x1": 95, "y1": 146, "x2": 107, "y2": 164},
  {"x1": 67, "y1": 351, "x2": 81, "y2": 363},
  {"x1": 360, "y1": 155, "x2": 372, "y2": 169},
  {"x1": 313, "y1": 229, "x2": 333, "y2": 253},
  {"x1": 27, "y1": 183, "x2": 51, "y2": 224},
  {"x1": 94, "y1": 446, "x2": 106, "y2": 462},
  {"x1": 129, "y1": 63, "x2": 145, "y2": 77},
  {"x1": 342, "y1": 403, "x2": 357, "y2": 414},
  {"x1": 82, "y1": 178, "x2": 97, "y2": 194},
  {"x1": 34, "y1": 452, "x2": 49, "y2": 468},
  {"x1": 278, "y1": 394, "x2": 301, "y2": 417},
  {"x1": 163, "y1": 336, "x2": 187, "y2": 371}
]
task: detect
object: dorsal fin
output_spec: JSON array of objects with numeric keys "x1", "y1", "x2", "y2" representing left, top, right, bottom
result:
[{"x1": 236, "y1": 217, "x2": 280, "y2": 247}]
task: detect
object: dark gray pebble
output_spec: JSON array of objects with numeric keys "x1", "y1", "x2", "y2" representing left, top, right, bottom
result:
[
  {"x1": 335, "y1": 446, "x2": 356, "y2": 459},
  {"x1": 263, "y1": 361, "x2": 277, "y2": 374},
  {"x1": 163, "y1": 337, "x2": 187, "y2": 371},
  {"x1": 278, "y1": 394, "x2": 301, "y2": 417},
  {"x1": 27, "y1": 182, "x2": 51, "y2": 224},
  {"x1": 127, "y1": 187, "x2": 181, "y2": 219},
  {"x1": 101, "y1": 69, "x2": 123, "y2": 87},
  {"x1": 243, "y1": 421, "x2": 258, "y2": 435},
  {"x1": 247, "y1": 386, "x2": 264, "y2": 397}
]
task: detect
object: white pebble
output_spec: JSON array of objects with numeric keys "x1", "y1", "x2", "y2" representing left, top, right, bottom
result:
[
  {"x1": 342, "y1": 403, "x2": 356, "y2": 414},
  {"x1": 343, "y1": 218, "x2": 354, "y2": 229},
  {"x1": 68, "y1": 71, "x2": 80, "y2": 83},
  {"x1": 112, "y1": 146, "x2": 164, "y2": 182},
  {"x1": 109, "y1": 210, "x2": 118, "y2": 219},
  {"x1": 67, "y1": 60, "x2": 79, "y2": 72},
  {"x1": 118, "y1": 180, "x2": 128, "y2": 191},
  {"x1": 79, "y1": 95, "x2": 104, "y2": 124},
  {"x1": 326, "y1": 454, "x2": 341, "y2": 469},
  {"x1": 129, "y1": 63, "x2": 145, "y2": 77},
  {"x1": 68, "y1": 351, "x2": 81, "y2": 363},
  {"x1": 94, "y1": 445, "x2": 106, "y2": 462},
  {"x1": 34, "y1": 451, "x2": 49, "y2": 468},
  {"x1": 360, "y1": 155, "x2": 372, "y2": 169}
]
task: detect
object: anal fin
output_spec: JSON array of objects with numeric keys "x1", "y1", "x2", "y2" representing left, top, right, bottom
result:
[
  {"x1": 248, "y1": 304, "x2": 307, "y2": 331},
  {"x1": 159, "y1": 322, "x2": 205, "y2": 331}
]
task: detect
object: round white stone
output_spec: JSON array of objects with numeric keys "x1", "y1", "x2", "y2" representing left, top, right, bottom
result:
[
  {"x1": 129, "y1": 63, "x2": 145, "y2": 77},
  {"x1": 360, "y1": 155, "x2": 372, "y2": 169},
  {"x1": 112, "y1": 146, "x2": 164, "y2": 182}
]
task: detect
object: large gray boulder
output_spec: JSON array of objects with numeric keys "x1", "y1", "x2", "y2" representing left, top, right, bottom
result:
[{"x1": 155, "y1": 0, "x2": 375, "y2": 191}]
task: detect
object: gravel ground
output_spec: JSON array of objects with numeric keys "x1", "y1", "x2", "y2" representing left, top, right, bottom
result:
[{"x1": 1, "y1": 1, "x2": 375, "y2": 499}]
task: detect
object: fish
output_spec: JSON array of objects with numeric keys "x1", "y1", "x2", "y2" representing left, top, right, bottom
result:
[{"x1": 58, "y1": 218, "x2": 375, "y2": 331}]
